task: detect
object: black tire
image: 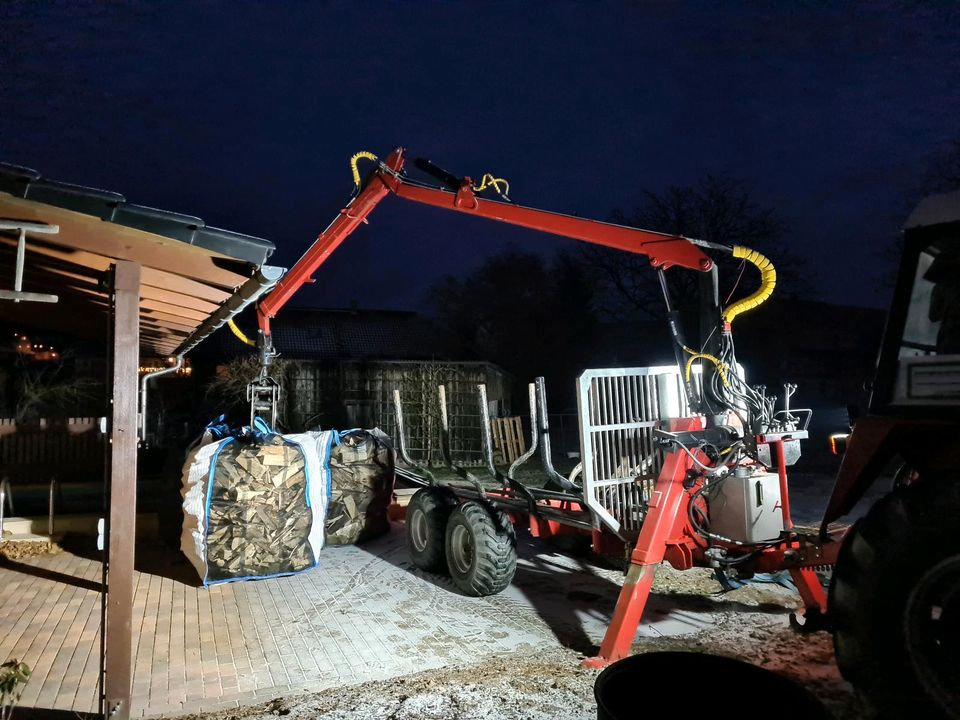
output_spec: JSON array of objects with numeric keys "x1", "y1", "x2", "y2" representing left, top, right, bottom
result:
[
  {"x1": 444, "y1": 501, "x2": 517, "y2": 596},
  {"x1": 830, "y1": 481, "x2": 960, "y2": 720},
  {"x1": 406, "y1": 487, "x2": 455, "y2": 573}
]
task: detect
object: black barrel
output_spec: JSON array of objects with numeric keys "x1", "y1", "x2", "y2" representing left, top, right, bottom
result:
[{"x1": 595, "y1": 652, "x2": 831, "y2": 720}]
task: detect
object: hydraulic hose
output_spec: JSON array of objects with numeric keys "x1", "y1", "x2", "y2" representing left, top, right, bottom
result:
[
  {"x1": 471, "y1": 173, "x2": 510, "y2": 198},
  {"x1": 227, "y1": 318, "x2": 256, "y2": 347},
  {"x1": 722, "y1": 246, "x2": 776, "y2": 325},
  {"x1": 682, "y1": 346, "x2": 730, "y2": 387},
  {"x1": 350, "y1": 151, "x2": 379, "y2": 188}
]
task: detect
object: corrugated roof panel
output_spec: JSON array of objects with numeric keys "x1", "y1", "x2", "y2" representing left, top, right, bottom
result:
[
  {"x1": 195, "y1": 226, "x2": 275, "y2": 265},
  {"x1": 24, "y1": 179, "x2": 125, "y2": 217},
  {"x1": 111, "y1": 204, "x2": 203, "y2": 244},
  {"x1": 0, "y1": 162, "x2": 274, "y2": 266}
]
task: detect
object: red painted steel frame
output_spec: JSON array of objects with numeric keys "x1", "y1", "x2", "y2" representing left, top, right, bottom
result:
[
  {"x1": 584, "y1": 416, "x2": 705, "y2": 667},
  {"x1": 581, "y1": 428, "x2": 835, "y2": 666},
  {"x1": 774, "y1": 439, "x2": 795, "y2": 530},
  {"x1": 383, "y1": 178, "x2": 713, "y2": 271},
  {"x1": 791, "y1": 567, "x2": 828, "y2": 614},
  {"x1": 257, "y1": 160, "x2": 395, "y2": 334},
  {"x1": 258, "y1": 148, "x2": 713, "y2": 334}
]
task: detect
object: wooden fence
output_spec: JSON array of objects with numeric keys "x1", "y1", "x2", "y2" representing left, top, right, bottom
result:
[{"x1": 0, "y1": 417, "x2": 104, "y2": 483}]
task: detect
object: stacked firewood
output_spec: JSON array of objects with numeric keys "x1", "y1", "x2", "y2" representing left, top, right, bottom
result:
[
  {"x1": 204, "y1": 436, "x2": 314, "y2": 582},
  {"x1": 325, "y1": 429, "x2": 395, "y2": 545},
  {"x1": 0, "y1": 540, "x2": 61, "y2": 561}
]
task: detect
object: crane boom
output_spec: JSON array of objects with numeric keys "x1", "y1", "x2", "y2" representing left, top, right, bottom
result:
[{"x1": 255, "y1": 147, "x2": 713, "y2": 337}]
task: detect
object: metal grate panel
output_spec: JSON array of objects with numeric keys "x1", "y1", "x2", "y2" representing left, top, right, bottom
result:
[{"x1": 576, "y1": 366, "x2": 697, "y2": 536}]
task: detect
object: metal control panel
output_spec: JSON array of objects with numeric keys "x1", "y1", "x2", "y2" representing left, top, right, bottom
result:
[{"x1": 708, "y1": 467, "x2": 784, "y2": 544}]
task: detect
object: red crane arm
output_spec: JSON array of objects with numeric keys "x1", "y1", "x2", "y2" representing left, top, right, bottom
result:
[
  {"x1": 256, "y1": 170, "x2": 392, "y2": 334},
  {"x1": 257, "y1": 147, "x2": 713, "y2": 336}
]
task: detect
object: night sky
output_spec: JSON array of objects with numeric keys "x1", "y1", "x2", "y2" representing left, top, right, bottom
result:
[{"x1": 2, "y1": 2, "x2": 958, "y2": 313}]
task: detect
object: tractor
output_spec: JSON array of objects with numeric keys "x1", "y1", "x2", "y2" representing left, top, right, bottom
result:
[{"x1": 825, "y1": 189, "x2": 960, "y2": 719}]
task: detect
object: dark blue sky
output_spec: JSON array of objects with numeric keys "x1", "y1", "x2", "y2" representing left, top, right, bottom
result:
[{"x1": 2, "y1": 2, "x2": 958, "y2": 311}]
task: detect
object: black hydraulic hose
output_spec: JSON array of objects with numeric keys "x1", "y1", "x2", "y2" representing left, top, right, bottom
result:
[
  {"x1": 658, "y1": 270, "x2": 702, "y2": 413},
  {"x1": 412, "y1": 157, "x2": 462, "y2": 191}
]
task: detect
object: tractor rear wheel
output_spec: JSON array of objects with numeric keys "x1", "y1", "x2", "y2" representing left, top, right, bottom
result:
[
  {"x1": 406, "y1": 487, "x2": 455, "y2": 573},
  {"x1": 830, "y1": 481, "x2": 960, "y2": 719},
  {"x1": 445, "y1": 501, "x2": 517, "y2": 596}
]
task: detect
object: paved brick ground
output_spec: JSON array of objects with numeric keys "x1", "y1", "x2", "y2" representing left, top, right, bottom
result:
[
  {"x1": 0, "y1": 524, "x2": 716, "y2": 719},
  {"x1": 0, "y1": 471, "x2": 880, "y2": 719}
]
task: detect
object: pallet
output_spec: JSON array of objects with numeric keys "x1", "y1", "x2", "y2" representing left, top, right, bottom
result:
[{"x1": 490, "y1": 416, "x2": 526, "y2": 465}]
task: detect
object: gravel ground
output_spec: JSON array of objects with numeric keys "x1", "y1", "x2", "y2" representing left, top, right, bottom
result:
[{"x1": 178, "y1": 565, "x2": 862, "y2": 720}]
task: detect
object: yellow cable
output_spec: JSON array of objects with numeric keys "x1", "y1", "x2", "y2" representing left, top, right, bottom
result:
[
  {"x1": 350, "y1": 151, "x2": 378, "y2": 188},
  {"x1": 472, "y1": 173, "x2": 510, "y2": 197},
  {"x1": 682, "y1": 345, "x2": 730, "y2": 386},
  {"x1": 227, "y1": 319, "x2": 256, "y2": 347},
  {"x1": 722, "y1": 246, "x2": 776, "y2": 325}
]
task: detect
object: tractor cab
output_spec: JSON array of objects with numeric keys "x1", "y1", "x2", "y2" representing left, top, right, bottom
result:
[
  {"x1": 823, "y1": 190, "x2": 960, "y2": 526},
  {"x1": 825, "y1": 189, "x2": 960, "y2": 720},
  {"x1": 871, "y1": 189, "x2": 960, "y2": 415}
]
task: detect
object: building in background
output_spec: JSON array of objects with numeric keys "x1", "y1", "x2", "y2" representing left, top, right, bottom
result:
[{"x1": 197, "y1": 307, "x2": 512, "y2": 465}]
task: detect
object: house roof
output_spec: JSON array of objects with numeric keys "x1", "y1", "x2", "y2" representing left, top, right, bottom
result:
[
  {"x1": 0, "y1": 162, "x2": 280, "y2": 356},
  {"x1": 202, "y1": 307, "x2": 447, "y2": 361}
]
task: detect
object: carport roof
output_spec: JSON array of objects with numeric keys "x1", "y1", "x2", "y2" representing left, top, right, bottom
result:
[{"x1": 0, "y1": 162, "x2": 282, "y2": 357}]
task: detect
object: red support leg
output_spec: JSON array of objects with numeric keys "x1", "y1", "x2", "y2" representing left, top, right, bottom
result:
[
  {"x1": 790, "y1": 567, "x2": 828, "y2": 614},
  {"x1": 774, "y1": 440, "x2": 794, "y2": 531},
  {"x1": 583, "y1": 561, "x2": 660, "y2": 668},
  {"x1": 584, "y1": 419, "x2": 701, "y2": 668}
]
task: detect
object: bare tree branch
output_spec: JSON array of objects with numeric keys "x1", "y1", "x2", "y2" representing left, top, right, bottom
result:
[{"x1": 582, "y1": 175, "x2": 807, "y2": 319}]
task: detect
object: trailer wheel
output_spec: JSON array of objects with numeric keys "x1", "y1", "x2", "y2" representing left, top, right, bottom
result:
[
  {"x1": 406, "y1": 487, "x2": 455, "y2": 574},
  {"x1": 830, "y1": 481, "x2": 960, "y2": 720},
  {"x1": 445, "y1": 501, "x2": 517, "y2": 596}
]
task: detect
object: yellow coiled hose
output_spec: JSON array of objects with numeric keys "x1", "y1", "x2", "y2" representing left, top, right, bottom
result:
[
  {"x1": 472, "y1": 173, "x2": 510, "y2": 197},
  {"x1": 227, "y1": 318, "x2": 256, "y2": 347},
  {"x1": 682, "y1": 346, "x2": 730, "y2": 386},
  {"x1": 722, "y1": 246, "x2": 776, "y2": 325},
  {"x1": 350, "y1": 151, "x2": 378, "y2": 188}
]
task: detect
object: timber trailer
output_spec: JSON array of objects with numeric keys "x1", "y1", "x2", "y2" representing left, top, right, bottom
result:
[{"x1": 236, "y1": 149, "x2": 958, "y2": 719}]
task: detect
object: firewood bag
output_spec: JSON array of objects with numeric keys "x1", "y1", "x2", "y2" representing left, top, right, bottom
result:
[
  {"x1": 325, "y1": 428, "x2": 395, "y2": 545},
  {"x1": 180, "y1": 427, "x2": 336, "y2": 585}
]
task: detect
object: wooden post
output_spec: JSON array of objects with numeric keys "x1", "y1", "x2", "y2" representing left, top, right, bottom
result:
[{"x1": 104, "y1": 261, "x2": 140, "y2": 720}]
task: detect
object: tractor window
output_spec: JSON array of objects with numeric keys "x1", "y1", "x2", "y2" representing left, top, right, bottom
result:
[
  {"x1": 899, "y1": 247, "x2": 942, "y2": 359},
  {"x1": 892, "y1": 239, "x2": 960, "y2": 404}
]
